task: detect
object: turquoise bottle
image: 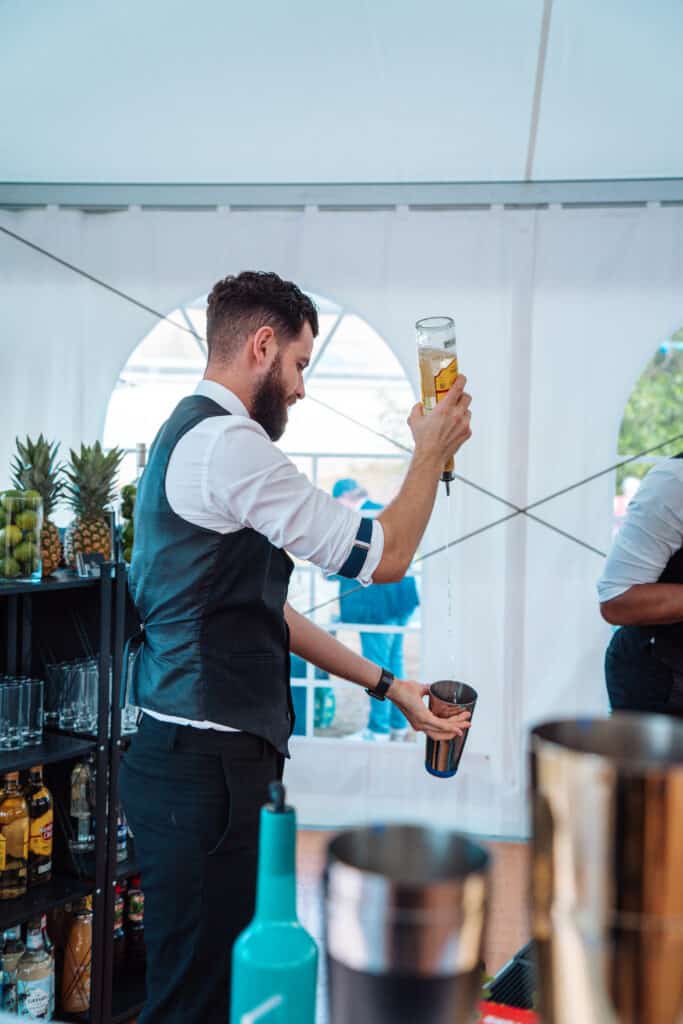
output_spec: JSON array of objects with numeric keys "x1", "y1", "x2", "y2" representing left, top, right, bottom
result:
[{"x1": 230, "y1": 782, "x2": 318, "y2": 1024}]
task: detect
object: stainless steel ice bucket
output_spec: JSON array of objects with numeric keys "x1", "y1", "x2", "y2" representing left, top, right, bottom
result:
[
  {"x1": 530, "y1": 714, "x2": 683, "y2": 1024},
  {"x1": 324, "y1": 824, "x2": 490, "y2": 1024}
]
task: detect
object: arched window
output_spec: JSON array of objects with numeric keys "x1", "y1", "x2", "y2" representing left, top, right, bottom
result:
[
  {"x1": 104, "y1": 292, "x2": 421, "y2": 740},
  {"x1": 613, "y1": 328, "x2": 683, "y2": 532}
]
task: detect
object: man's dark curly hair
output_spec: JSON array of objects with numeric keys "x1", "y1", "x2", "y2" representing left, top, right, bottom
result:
[{"x1": 205, "y1": 271, "x2": 318, "y2": 364}]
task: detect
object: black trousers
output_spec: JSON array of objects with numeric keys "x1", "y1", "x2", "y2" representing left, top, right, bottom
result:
[
  {"x1": 119, "y1": 714, "x2": 283, "y2": 1024},
  {"x1": 605, "y1": 625, "x2": 683, "y2": 715}
]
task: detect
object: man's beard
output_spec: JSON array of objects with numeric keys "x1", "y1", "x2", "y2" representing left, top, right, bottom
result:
[{"x1": 251, "y1": 354, "x2": 290, "y2": 442}]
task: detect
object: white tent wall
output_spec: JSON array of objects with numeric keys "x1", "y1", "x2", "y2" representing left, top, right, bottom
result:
[{"x1": 1, "y1": 203, "x2": 681, "y2": 836}]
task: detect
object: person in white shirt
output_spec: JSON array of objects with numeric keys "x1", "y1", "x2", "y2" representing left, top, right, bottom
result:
[
  {"x1": 119, "y1": 270, "x2": 473, "y2": 1024},
  {"x1": 598, "y1": 455, "x2": 683, "y2": 713}
]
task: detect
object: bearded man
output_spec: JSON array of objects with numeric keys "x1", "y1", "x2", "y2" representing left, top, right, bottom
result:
[{"x1": 120, "y1": 270, "x2": 473, "y2": 1023}]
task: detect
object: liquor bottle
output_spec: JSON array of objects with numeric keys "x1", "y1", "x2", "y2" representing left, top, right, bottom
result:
[
  {"x1": 27, "y1": 766, "x2": 53, "y2": 886},
  {"x1": 126, "y1": 879, "x2": 146, "y2": 975},
  {"x1": 17, "y1": 917, "x2": 54, "y2": 1019},
  {"x1": 230, "y1": 783, "x2": 317, "y2": 1024},
  {"x1": 1, "y1": 926, "x2": 25, "y2": 1013},
  {"x1": 62, "y1": 896, "x2": 92, "y2": 1014},
  {"x1": 113, "y1": 882, "x2": 127, "y2": 979},
  {"x1": 40, "y1": 914, "x2": 55, "y2": 1019},
  {"x1": 0, "y1": 772, "x2": 29, "y2": 899},
  {"x1": 135, "y1": 442, "x2": 147, "y2": 481},
  {"x1": 416, "y1": 315, "x2": 459, "y2": 494},
  {"x1": 120, "y1": 442, "x2": 145, "y2": 566},
  {"x1": 116, "y1": 804, "x2": 128, "y2": 863},
  {"x1": 69, "y1": 757, "x2": 95, "y2": 854}
]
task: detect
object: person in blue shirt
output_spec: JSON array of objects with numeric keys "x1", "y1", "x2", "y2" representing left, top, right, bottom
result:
[{"x1": 332, "y1": 478, "x2": 421, "y2": 741}]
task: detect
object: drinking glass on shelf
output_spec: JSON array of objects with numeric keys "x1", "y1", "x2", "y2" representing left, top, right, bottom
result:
[
  {"x1": 73, "y1": 660, "x2": 98, "y2": 734},
  {"x1": 58, "y1": 662, "x2": 78, "y2": 730},
  {"x1": 15, "y1": 676, "x2": 30, "y2": 746},
  {"x1": 44, "y1": 662, "x2": 63, "y2": 724},
  {"x1": 0, "y1": 683, "x2": 24, "y2": 750},
  {"x1": 121, "y1": 703, "x2": 140, "y2": 735},
  {"x1": 24, "y1": 679, "x2": 44, "y2": 746},
  {"x1": 121, "y1": 650, "x2": 140, "y2": 735},
  {"x1": 0, "y1": 678, "x2": 9, "y2": 749}
]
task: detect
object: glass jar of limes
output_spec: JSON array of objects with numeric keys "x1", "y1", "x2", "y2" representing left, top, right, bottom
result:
[{"x1": 0, "y1": 490, "x2": 43, "y2": 583}]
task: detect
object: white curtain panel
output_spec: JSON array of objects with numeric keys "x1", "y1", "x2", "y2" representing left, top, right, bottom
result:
[{"x1": 2, "y1": 203, "x2": 682, "y2": 836}]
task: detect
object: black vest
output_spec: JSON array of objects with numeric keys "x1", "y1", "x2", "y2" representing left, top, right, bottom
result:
[
  {"x1": 647, "y1": 452, "x2": 683, "y2": 668},
  {"x1": 128, "y1": 395, "x2": 295, "y2": 754}
]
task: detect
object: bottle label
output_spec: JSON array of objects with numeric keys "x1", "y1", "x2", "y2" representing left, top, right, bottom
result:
[
  {"x1": 17, "y1": 975, "x2": 51, "y2": 1017},
  {"x1": 3, "y1": 970, "x2": 17, "y2": 1012},
  {"x1": 30, "y1": 810, "x2": 53, "y2": 858},
  {"x1": 434, "y1": 357, "x2": 459, "y2": 402},
  {"x1": 117, "y1": 823, "x2": 127, "y2": 843},
  {"x1": 3, "y1": 818, "x2": 28, "y2": 861},
  {"x1": 127, "y1": 889, "x2": 144, "y2": 923},
  {"x1": 114, "y1": 896, "x2": 124, "y2": 930}
]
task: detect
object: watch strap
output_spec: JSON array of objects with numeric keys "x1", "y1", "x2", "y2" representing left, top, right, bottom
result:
[{"x1": 366, "y1": 668, "x2": 395, "y2": 702}]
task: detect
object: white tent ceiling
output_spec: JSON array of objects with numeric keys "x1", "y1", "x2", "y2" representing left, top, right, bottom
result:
[{"x1": 2, "y1": 0, "x2": 682, "y2": 186}]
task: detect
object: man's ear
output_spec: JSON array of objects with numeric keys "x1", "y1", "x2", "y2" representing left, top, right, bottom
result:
[{"x1": 250, "y1": 325, "x2": 277, "y2": 367}]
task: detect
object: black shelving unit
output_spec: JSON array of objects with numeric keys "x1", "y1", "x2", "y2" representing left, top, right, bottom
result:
[
  {"x1": 0, "y1": 734, "x2": 96, "y2": 776},
  {"x1": 101, "y1": 562, "x2": 142, "y2": 1024},
  {"x1": 0, "y1": 875, "x2": 93, "y2": 933},
  {"x1": 114, "y1": 858, "x2": 139, "y2": 883},
  {"x1": 0, "y1": 564, "x2": 119, "y2": 1024},
  {"x1": 111, "y1": 975, "x2": 146, "y2": 1024}
]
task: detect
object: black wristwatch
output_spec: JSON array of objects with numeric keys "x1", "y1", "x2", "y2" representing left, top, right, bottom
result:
[{"x1": 366, "y1": 668, "x2": 395, "y2": 702}]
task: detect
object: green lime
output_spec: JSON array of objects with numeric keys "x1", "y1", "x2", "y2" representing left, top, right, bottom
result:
[
  {"x1": 0, "y1": 526, "x2": 22, "y2": 549},
  {"x1": 14, "y1": 541, "x2": 37, "y2": 563},
  {"x1": 123, "y1": 545, "x2": 133, "y2": 563},
  {"x1": 16, "y1": 510, "x2": 38, "y2": 531},
  {"x1": 1, "y1": 490, "x2": 22, "y2": 509},
  {"x1": 23, "y1": 490, "x2": 42, "y2": 509},
  {"x1": 122, "y1": 522, "x2": 134, "y2": 544},
  {"x1": 0, "y1": 508, "x2": 5, "y2": 529},
  {"x1": 1, "y1": 557, "x2": 20, "y2": 579}
]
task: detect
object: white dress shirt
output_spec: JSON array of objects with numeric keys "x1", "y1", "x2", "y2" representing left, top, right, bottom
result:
[
  {"x1": 144, "y1": 379, "x2": 385, "y2": 731},
  {"x1": 597, "y1": 458, "x2": 683, "y2": 603}
]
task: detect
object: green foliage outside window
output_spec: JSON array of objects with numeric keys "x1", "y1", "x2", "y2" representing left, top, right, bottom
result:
[{"x1": 617, "y1": 330, "x2": 683, "y2": 490}]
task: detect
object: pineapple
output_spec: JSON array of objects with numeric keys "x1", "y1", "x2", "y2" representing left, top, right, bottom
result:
[
  {"x1": 64, "y1": 442, "x2": 124, "y2": 568},
  {"x1": 11, "y1": 434, "x2": 66, "y2": 577}
]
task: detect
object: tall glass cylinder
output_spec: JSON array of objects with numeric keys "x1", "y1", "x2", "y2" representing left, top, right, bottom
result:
[
  {"x1": 0, "y1": 493, "x2": 43, "y2": 583},
  {"x1": 416, "y1": 317, "x2": 459, "y2": 491}
]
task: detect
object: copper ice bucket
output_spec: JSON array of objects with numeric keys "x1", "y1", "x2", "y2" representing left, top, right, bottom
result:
[{"x1": 530, "y1": 714, "x2": 683, "y2": 1024}]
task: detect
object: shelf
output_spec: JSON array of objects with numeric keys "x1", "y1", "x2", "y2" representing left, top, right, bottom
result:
[
  {"x1": 111, "y1": 972, "x2": 146, "y2": 1024},
  {"x1": 0, "y1": 732, "x2": 96, "y2": 775},
  {"x1": 0, "y1": 570, "x2": 101, "y2": 597},
  {"x1": 115, "y1": 857, "x2": 139, "y2": 882},
  {"x1": 0, "y1": 873, "x2": 91, "y2": 931}
]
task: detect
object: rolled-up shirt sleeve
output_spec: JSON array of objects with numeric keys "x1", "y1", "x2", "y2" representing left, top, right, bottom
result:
[
  {"x1": 597, "y1": 464, "x2": 683, "y2": 603},
  {"x1": 204, "y1": 418, "x2": 384, "y2": 583}
]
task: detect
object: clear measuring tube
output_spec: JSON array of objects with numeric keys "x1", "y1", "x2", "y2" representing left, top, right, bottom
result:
[{"x1": 416, "y1": 316, "x2": 459, "y2": 495}]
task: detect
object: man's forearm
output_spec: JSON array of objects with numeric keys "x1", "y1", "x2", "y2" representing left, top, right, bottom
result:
[
  {"x1": 285, "y1": 602, "x2": 382, "y2": 689},
  {"x1": 375, "y1": 447, "x2": 442, "y2": 582},
  {"x1": 601, "y1": 583, "x2": 683, "y2": 626}
]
